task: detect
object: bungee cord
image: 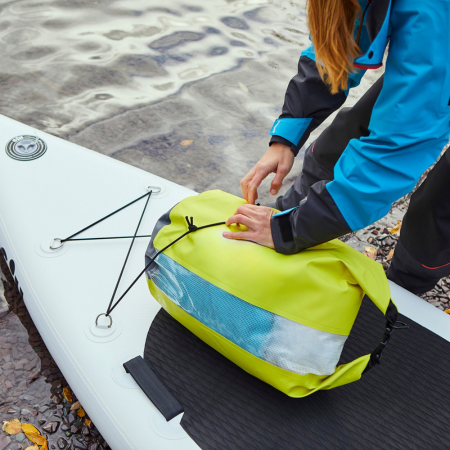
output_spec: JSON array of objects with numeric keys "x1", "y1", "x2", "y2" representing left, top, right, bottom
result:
[
  {"x1": 104, "y1": 216, "x2": 226, "y2": 317},
  {"x1": 105, "y1": 191, "x2": 153, "y2": 317},
  {"x1": 49, "y1": 187, "x2": 225, "y2": 326}
]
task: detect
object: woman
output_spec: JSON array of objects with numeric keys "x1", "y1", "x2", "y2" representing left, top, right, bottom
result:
[{"x1": 222, "y1": 0, "x2": 450, "y2": 295}]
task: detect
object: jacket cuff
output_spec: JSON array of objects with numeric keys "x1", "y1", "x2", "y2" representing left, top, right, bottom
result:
[
  {"x1": 269, "y1": 136, "x2": 298, "y2": 156},
  {"x1": 270, "y1": 208, "x2": 299, "y2": 254},
  {"x1": 269, "y1": 117, "x2": 312, "y2": 151}
]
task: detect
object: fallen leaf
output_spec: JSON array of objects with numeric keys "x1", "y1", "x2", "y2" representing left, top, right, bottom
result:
[
  {"x1": 364, "y1": 246, "x2": 377, "y2": 260},
  {"x1": 389, "y1": 221, "x2": 402, "y2": 236},
  {"x1": 2, "y1": 419, "x2": 22, "y2": 434},
  {"x1": 180, "y1": 140, "x2": 193, "y2": 146},
  {"x1": 21, "y1": 424, "x2": 40, "y2": 435},
  {"x1": 238, "y1": 82, "x2": 249, "y2": 93},
  {"x1": 22, "y1": 425, "x2": 46, "y2": 446},
  {"x1": 85, "y1": 419, "x2": 92, "y2": 427},
  {"x1": 445, "y1": 309, "x2": 450, "y2": 314},
  {"x1": 77, "y1": 407, "x2": 86, "y2": 418},
  {"x1": 24, "y1": 433, "x2": 46, "y2": 446},
  {"x1": 386, "y1": 248, "x2": 395, "y2": 261},
  {"x1": 63, "y1": 387, "x2": 73, "y2": 403},
  {"x1": 70, "y1": 401, "x2": 81, "y2": 411},
  {"x1": 40, "y1": 440, "x2": 49, "y2": 450},
  {"x1": 24, "y1": 445, "x2": 39, "y2": 450}
]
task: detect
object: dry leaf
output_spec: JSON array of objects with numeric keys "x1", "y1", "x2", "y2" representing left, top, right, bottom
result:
[
  {"x1": 238, "y1": 82, "x2": 249, "y2": 93},
  {"x1": 70, "y1": 401, "x2": 81, "y2": 411},
  {"x1": 85, "y1": 419, "x2": 92, "y2": 427},
  {"x1": 364, "y1": 246, "x2": 377, "y2": 260},
  {"x1": 386, "y1": 248, "x2": 395, "y2": 261},
  {"x1": 21, "y1": 424, "x2": 40, "y2": 435},
  {"x1": 180, "y1": 140, "x2": 193, "y2": 146},
  {"x1": 24, "y1": 432, "x2": 46, "y2": 446},
  {"x1": 2, "y1": 419, "x2": 22, "y2": 434},
  {"x1": 24, "y1": 445, "x2": 39, "y2": 450},
  {"x1": 77, "y1": 407, "x2": 86, "y2": 418},
  {"x1": 445, "y1": 309, "x2": 450, "y2": 314},
  {"x1": 40, "y1": 440, "x2": 49, "y2": 450},
  {"x1": 22, "y1": 425, "x2": 45, "y2": 446},
  {"x1": 63, "y1": 387, "x2": 73, "y2": 403},
  {"x1": 390, "y1": 221, "x2": 402, "y2": 236}
]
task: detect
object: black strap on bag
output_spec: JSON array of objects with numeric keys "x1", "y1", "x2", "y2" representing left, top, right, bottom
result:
[{"x1": 363, "y1": 299, "x2": 408, "y2": 374}]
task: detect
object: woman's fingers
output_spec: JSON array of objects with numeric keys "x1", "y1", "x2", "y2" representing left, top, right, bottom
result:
[
  {"x1": 225, "y1": 213, "x2": 254, "y2": 228},
  {"x1": 222, "y1": 231, "x2": 255, "y2": 241},
  {"x1": 270, "y1": 164, "x2": 289, "y2": 196},
  {"x1": 223, "y1": 205, "x2": 275, "y2": 248},
  {"x1": 240, "y1": 143, "x2": 294, "y2": 202},
  {"x1": 246, "y1": 168, "x2": 268, "y2": 204},
  {"x1": 241, "y1": 166, "x2": 269, "y2": 204},
  {"x1": 240, "y1": 167, "x2": 256, "y2": 202}
]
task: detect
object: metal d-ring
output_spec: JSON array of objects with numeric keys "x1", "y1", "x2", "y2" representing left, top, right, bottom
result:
[
  {"x1": 49, "y1": 238, "x2": 64, "y2": 250},
  {"x1": 146, "y1": 185, "x2": 162, "y2": 194},
  {"x1": 95, "y1": 313, "x2": 113, "y2": 328}
]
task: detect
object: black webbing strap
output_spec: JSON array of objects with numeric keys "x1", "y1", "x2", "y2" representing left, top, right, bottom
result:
[
  {"x1": 123, "y1": 356, "x2": 184, "y2": 421},
  {"x1": 363, "y1": 299, "x2": 408, "y2": 374}
]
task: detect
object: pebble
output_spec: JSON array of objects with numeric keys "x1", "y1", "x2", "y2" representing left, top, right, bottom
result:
[
  {"x1": 15, "y1": 433, "x2": 25, "y2": 442},
  {"x1": 57, "y1": 437, "x2": 68, "y2": 449},
  {"x1": 52, "y1": 380, "x2": 62, "y2": 389},
  {"x1": 0, "y1": 435, "x2": 11, "y2": 448},
  {"x1": 43, "y1": 421, "x2": 60, "y2": 434},
  {"x1": 73, "y1": 439, "x2": 88, "y2": 449}
]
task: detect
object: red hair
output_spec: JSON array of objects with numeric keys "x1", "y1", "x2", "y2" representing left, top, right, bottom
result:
[{"x1": 307, "y1": 0, "x2": 362, "y2": 93}]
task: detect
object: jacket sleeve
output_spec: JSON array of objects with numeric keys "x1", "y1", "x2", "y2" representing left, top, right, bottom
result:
[
  {"x1": 269, "y1": 44, "x2": 367, "y2": 156},
  {"x1": 271, "y1": 0, "x2": 450, "y2": 254}
]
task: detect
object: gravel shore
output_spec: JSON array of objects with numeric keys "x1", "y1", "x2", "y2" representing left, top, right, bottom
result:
[{"x1": 0, "y1": 259, "x2": 109, "y2": 450}]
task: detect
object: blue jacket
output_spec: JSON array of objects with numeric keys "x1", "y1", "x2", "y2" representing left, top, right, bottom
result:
[{"x1": 270, "y1": 0, "x2": 450, "y2": 254}]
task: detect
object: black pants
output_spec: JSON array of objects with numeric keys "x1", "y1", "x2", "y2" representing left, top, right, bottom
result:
[{"x1": 278, "y1": 75, "x2": 450, "y2": 295}]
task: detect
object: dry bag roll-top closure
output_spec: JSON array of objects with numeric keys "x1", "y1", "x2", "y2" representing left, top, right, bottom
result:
[{"x1": 145, "y1": 190, "x2": 399, "y2": 397}]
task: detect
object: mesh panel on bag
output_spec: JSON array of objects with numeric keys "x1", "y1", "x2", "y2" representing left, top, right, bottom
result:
[{"x1": 148, "y1": 253, "x2": 347, "y2": 376}]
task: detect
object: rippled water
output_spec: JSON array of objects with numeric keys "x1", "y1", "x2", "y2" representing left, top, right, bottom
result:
[
  {"x1": 0, "y1": 0, "x2": 382, "y2": 199},
  {"x1": 0, "y1": 1, "x2": 384, "y2": 448}
]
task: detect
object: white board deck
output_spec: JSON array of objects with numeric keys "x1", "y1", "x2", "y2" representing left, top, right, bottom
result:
[
  {"x1": 0, "y1": 115, "x2": 200, "y2": 449},
  {"x1": 0, "y1": 114, "x2": 449, "y2": 450}
]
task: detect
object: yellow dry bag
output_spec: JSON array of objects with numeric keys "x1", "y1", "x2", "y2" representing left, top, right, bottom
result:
[{"x1": 145, "y1": 190, "x2": 400, "y2": 397}]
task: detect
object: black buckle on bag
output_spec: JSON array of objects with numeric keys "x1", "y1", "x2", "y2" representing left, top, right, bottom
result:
[{"x1": 372, "y1": 321, "x2": 409, "y2": 364}]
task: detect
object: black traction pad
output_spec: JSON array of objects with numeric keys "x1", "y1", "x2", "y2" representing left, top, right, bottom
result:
[{"x1": 144, "y1": 298, "x2": 450, "y2": 450}]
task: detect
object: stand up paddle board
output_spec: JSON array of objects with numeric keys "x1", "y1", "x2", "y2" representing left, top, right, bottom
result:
[{"x1": 1, "y1": 114, "x2": 450, "y2": 449}]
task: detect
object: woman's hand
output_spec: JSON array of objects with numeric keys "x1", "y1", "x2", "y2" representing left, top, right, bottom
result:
[
  {"x1": 222, "y1": 204, "x2": 275, "y2": 248},
  {"x1": 241, "y1": 142, "x2": 294, "y2": 204}
]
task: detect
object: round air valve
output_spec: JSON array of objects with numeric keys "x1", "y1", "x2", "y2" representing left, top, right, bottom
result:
[{"x1": 6, "y1": 135, "x2": 47, "y2": 161}]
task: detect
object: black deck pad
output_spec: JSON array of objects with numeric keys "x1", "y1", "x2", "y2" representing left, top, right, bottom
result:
[{"x1": 144, "y1": 298, "x2": 450, "y2": 450}]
